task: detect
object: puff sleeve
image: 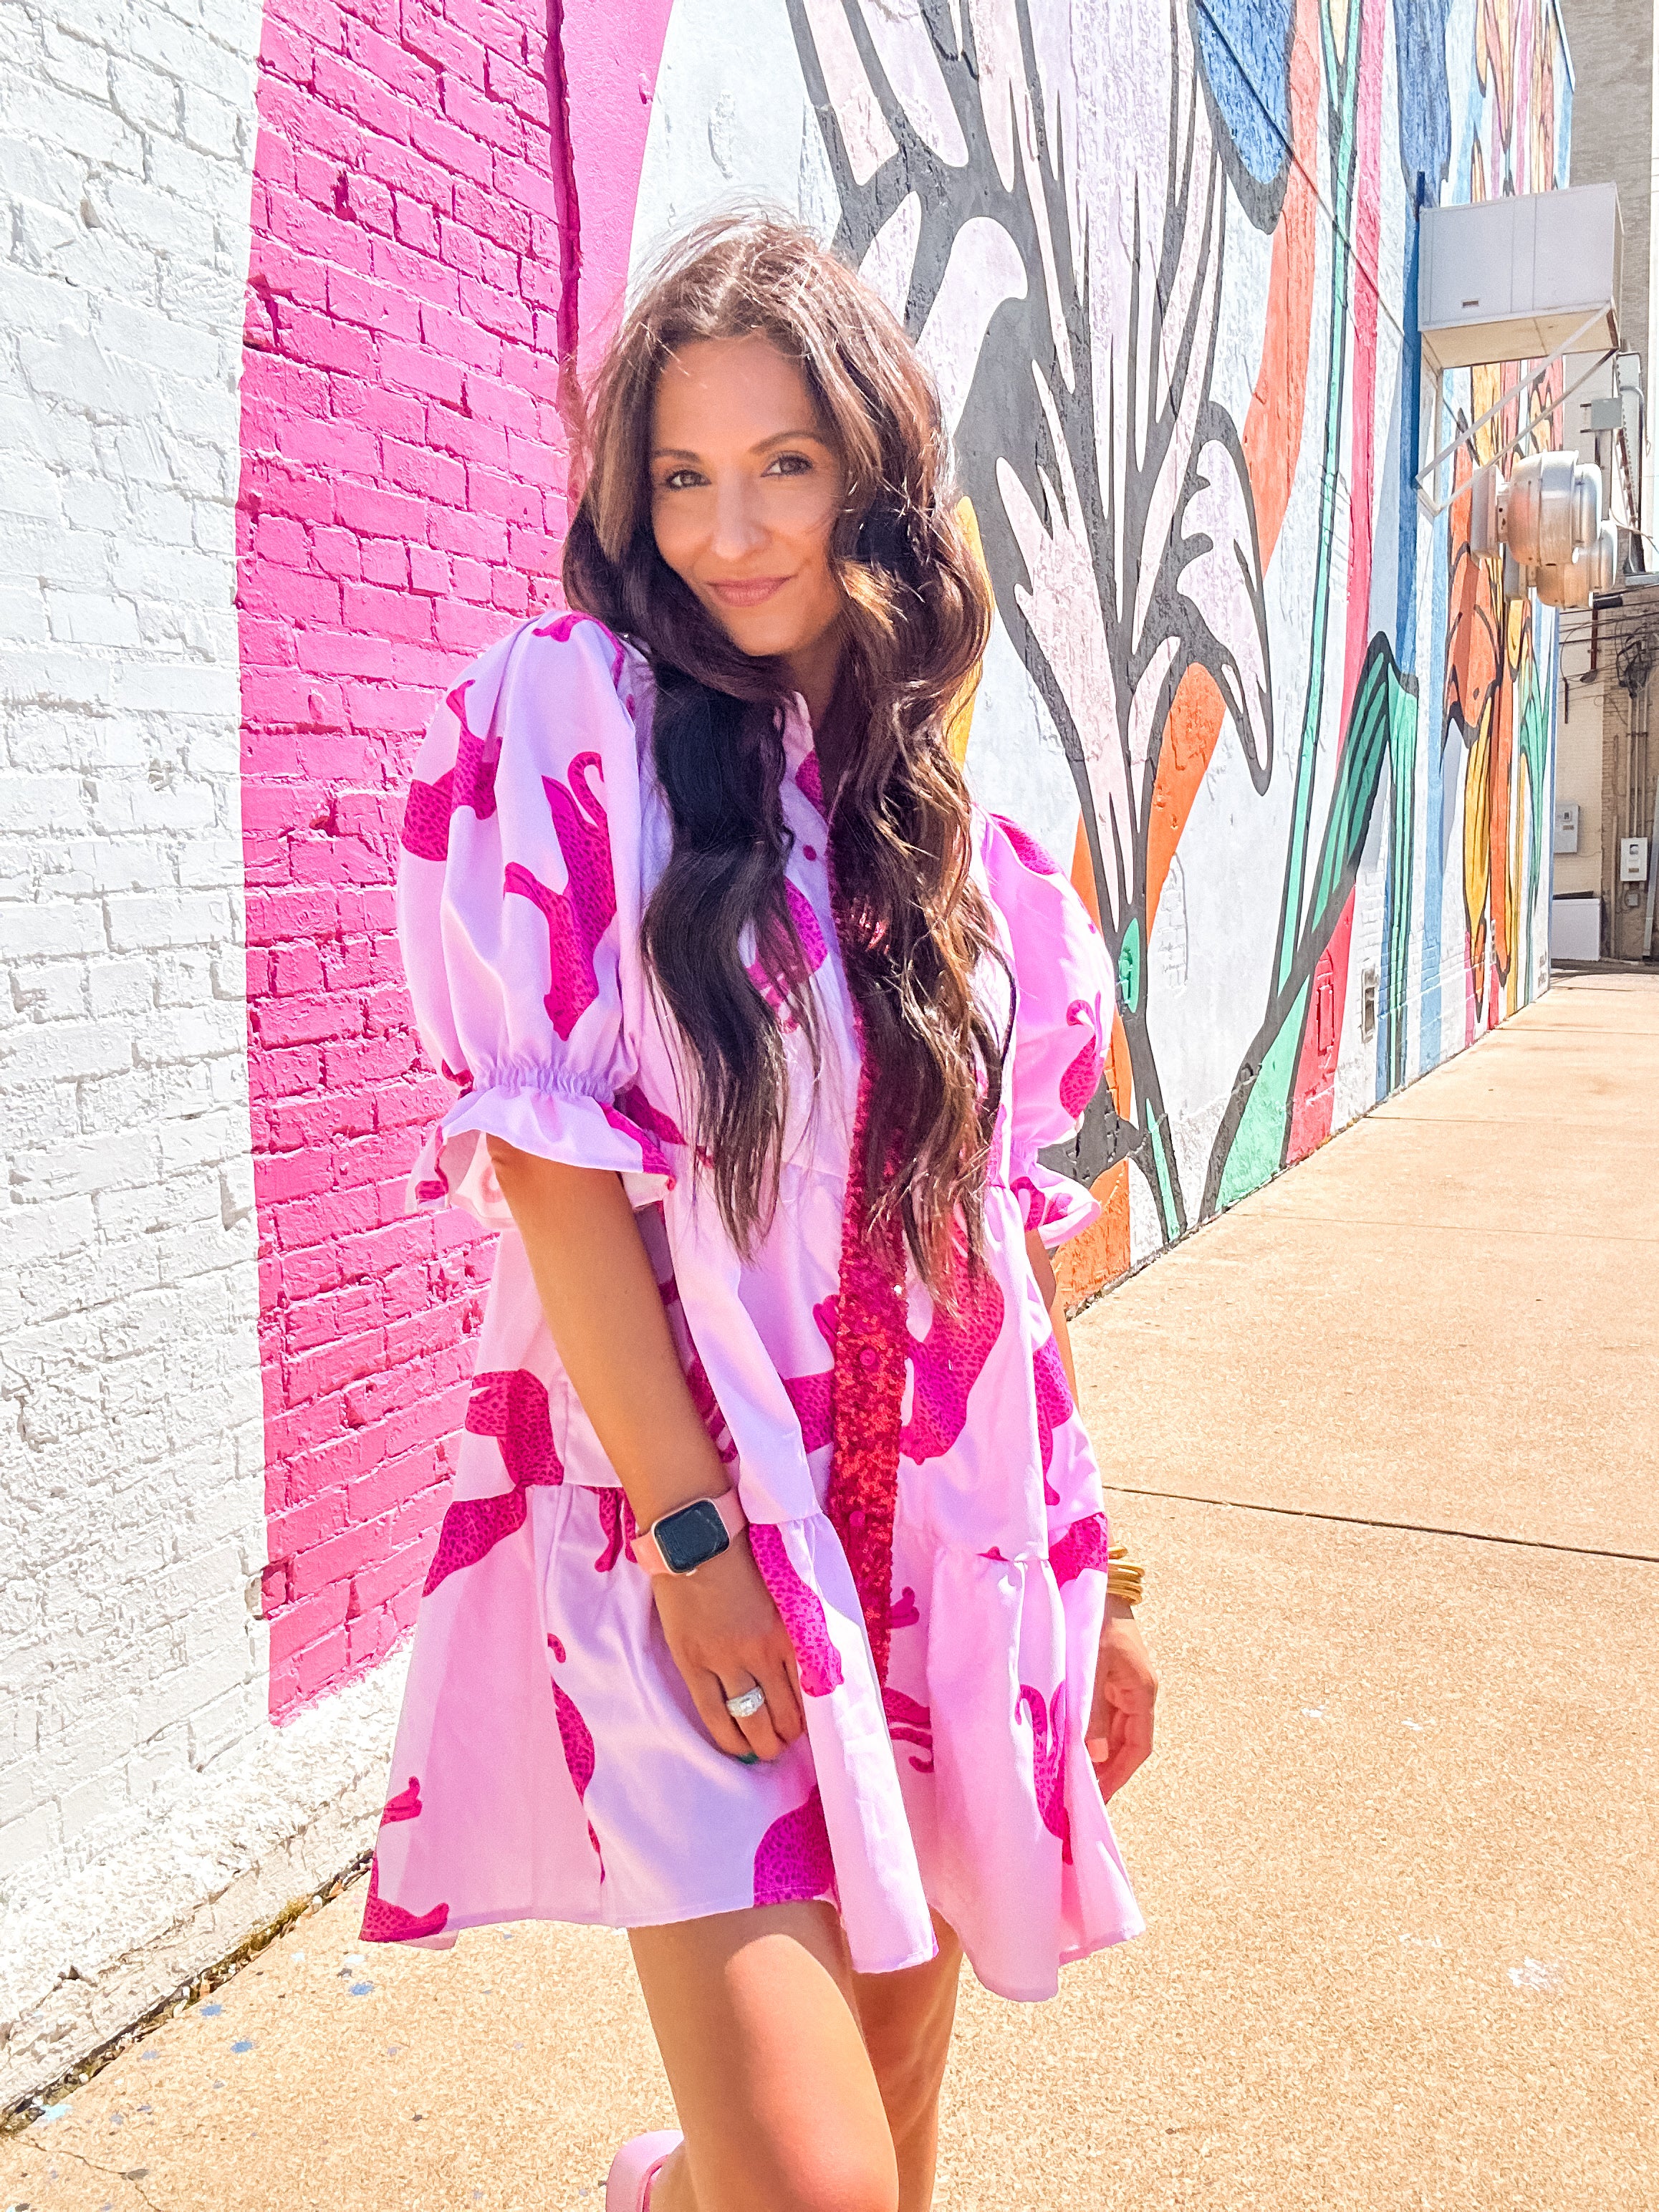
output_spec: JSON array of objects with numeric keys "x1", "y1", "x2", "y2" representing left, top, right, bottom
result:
[
  {"x1": 396, "y1": 612, "x2": 673, "y2": 1229},
  {"x1": 981, "y1": 811, "x2": 1115, "y2": 1248}
]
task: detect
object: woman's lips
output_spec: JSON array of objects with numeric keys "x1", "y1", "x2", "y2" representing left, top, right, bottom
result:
[{"x1": 708, "y1": 575, "x2": 789, "y2": 609}]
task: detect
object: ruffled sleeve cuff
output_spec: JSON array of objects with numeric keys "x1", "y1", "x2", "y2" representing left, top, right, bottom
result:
[
  {"x1": 405, "y1": 1068, "x2": 676, "y2": 1230},
  {"x1": 1008, "y1": 1155, "x2": 1100, "y2": 1249}
]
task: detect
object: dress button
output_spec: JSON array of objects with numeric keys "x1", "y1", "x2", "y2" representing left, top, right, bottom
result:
[
  {"x1": 858, "y1": 1346, "x2": 877, "y2": 1372},
  {"x1": 849, "y1": 1508, "x2": 866, "y2": 1532},
  {"x1": 802, "y1": 843, "x2": 818, "y2": 861}
]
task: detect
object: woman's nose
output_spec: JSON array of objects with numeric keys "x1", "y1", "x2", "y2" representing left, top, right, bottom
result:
[{"x1": 708, "y1": 478, "x2": 766, "y2": 562}]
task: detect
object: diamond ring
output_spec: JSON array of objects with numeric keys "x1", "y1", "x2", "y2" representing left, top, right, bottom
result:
[{"x1": 724, "y1": 1686, "x2": 766, "y2": 1721}]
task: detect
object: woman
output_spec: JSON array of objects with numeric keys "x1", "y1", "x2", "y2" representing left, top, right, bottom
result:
[{"x1": 370, "y1": 214, "x2": 1157, "y2": 2212}]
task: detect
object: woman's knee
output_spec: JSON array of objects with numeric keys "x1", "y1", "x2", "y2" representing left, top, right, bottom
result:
[{"x1": 685, "y1": 2131, "x2": 898, "y2": 2212}]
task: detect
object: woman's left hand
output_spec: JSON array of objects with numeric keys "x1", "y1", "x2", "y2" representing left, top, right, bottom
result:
[{"x1": 1085, "y1": 1600, "x2": 1157, "y2": 1802}]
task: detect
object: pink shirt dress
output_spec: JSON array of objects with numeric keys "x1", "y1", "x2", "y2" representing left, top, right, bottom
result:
[{"x1": 365, "y1": 610, "x2": 1143, "y2": 2002}]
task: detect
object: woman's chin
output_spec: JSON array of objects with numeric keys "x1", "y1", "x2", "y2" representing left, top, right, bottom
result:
[{"x1": 716, "y1": 612, "x2": 807, "y2": 663}]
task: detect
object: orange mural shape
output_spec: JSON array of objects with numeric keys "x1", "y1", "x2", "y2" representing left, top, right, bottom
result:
[
  {"x1": 1241, "y1": 0, "x2": 1321, "y2": 568},
  {"x1": 1054, "y1": 1161, "x2": 1131, "y2": 1308},
  {"x1": 1146, "y1": 664, "x2": 1224, "y2": 939}
]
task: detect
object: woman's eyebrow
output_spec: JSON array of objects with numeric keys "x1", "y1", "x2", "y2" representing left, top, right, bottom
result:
[{"x1": 650, "y1": 429, "x2": 830, "y2": 463}]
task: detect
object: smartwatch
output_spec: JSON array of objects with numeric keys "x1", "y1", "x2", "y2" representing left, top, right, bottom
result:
[{"x1": 635, "y1": 1490, "x2": 747, "y2": 1577}]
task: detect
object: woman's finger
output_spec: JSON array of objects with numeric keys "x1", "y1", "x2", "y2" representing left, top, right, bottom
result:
[
  {"x1": 1090, "y1": 1702, "x2": 1155, "y2": 1802},
  {"x1": 686, "y1": 1669, "x2": 754, "y2": 1759},
  {"x1": 758, "y1": 1655, "x2": 804, "y2": 1744},
  {"x1": 719, "y1": 1673, "x2": 785, "y2": 1762}
]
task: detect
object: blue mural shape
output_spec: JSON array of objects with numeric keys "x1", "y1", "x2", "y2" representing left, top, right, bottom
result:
[{"x1": 1193, "y1": 0, "x2": 1297, "y2": 226}]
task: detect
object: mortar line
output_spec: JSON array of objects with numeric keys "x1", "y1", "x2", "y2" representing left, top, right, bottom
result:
[{"x1": 1105, "y1": 1485, "x2": 1659, "y2": 1564}]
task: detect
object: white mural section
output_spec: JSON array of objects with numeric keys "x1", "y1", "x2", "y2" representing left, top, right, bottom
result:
[{"x1": 632, "y1": 0, "x2": 1568, "y2": 1283}]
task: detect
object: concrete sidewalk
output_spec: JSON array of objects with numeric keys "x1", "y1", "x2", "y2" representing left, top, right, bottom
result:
[{"x1": 5, "y1": 973, "x2": 1655, "y2": 2211}]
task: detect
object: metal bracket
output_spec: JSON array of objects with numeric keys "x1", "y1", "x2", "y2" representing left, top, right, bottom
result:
[{"x1": 1413, "y1": 309, "x2": 1613, "y2": 519}]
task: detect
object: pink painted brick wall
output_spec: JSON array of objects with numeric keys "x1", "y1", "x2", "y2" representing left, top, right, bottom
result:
[
  {"x1": 239, "y1": 0, "x2": 577, "y2": 1718},
  {"x1": 239, "y1": 0, "x2": 671, "y2": 1719}
]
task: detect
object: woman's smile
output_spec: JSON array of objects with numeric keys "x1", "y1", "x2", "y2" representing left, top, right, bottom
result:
[{"x1": 708, "y1": 574, "x2": 792, "y2": 608}]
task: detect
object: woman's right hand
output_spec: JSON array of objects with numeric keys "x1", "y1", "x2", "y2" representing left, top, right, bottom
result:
[{"x1": 650, "y1": 1531, "x2": 806, "y2": 1761}]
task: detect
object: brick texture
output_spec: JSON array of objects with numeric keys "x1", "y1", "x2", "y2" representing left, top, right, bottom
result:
[
  {"x1": 238, "y1": 0, "x2": 576, "y2": 1716},
  {"x1": 0, "y1": 0, "x2": 267, "y2": 1895}
]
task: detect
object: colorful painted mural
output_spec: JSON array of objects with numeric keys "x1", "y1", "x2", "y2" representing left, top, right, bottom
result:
[
  {"x1": 3, "y1": 0, "x2": 1583, "y2": 2072},
  {"x1": 229, "y1": 0, "x2": 1573, "y2": 1716},
  {"x1": 631, "y1": 0, "x2": 1570, "y2": 1288}
]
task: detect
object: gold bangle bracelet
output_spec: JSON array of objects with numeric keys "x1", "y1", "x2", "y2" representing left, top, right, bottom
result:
[{"x1": 1105, "y1": 1543, "x2": 1144, "y2": 1607}]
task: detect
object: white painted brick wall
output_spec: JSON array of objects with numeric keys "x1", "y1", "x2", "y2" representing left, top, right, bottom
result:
[{"x1": 0, "y1": 0, "x2": 273, "y2": 2090}]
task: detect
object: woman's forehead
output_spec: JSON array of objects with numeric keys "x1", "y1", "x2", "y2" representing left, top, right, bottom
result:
[{"x1": 652, "y1": 335, "x2": 824, "y2": 443}]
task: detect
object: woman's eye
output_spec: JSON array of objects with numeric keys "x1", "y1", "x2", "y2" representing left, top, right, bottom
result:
[
  {"x1": 764, "y1": 452, "x2": 812, "y2": 477},
  {"x1": 660, "y1": 468, "x2": 705, "y2": 491}
]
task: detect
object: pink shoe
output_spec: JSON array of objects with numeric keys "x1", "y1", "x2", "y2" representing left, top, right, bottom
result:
[{"x1": 605, "y1": 2130, "x2": 683, "y2": 2212}]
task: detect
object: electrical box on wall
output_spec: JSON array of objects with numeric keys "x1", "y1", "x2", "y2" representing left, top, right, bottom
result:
[
  {"x1": 1620, "y1": 837, "x2": 1650, "y2": 884},
  {"x1": 1554, "y1": 802, "x2": 1580, "y2": 854},
  {"x1": 1418, "y1": 183, "x2": 1622, "y2": 371}
]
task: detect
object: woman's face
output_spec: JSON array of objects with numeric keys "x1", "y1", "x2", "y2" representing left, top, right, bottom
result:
[{"x1": 650, "y1": 334, "x2": 847, "y2": 670}]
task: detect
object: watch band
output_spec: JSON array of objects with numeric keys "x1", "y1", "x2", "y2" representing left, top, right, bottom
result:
[{"x1": 635, "y1": 1489, "x2": 747, "y2": 1576}]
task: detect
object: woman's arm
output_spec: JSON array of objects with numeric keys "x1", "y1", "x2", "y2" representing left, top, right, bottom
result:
[
  {"x1": 1024, "y1": 1228, "x2": 1077, "y2": 1397},
  {"x1": 1024, "y1": 1226, "x2": 1157, "y2": 1802},
  {"x1": 487, "y1": 1140, "x2": 803, "y2": 1762}
]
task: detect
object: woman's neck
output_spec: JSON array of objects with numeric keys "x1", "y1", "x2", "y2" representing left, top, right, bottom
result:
[{"x1": 784, "y1": 622, "x2": 850, "y2": 792}]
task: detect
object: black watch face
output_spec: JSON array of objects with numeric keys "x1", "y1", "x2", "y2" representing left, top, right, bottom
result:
[{"x1": 655, "y1": 1498, "x2": 732, "y2": 1575}]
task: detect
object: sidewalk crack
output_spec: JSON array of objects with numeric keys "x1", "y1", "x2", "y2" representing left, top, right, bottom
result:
[{"x1": 1107, "y1": 1484, "x2": 1659, "y2": 1564}]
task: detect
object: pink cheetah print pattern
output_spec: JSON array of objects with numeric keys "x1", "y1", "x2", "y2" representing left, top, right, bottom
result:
[
  {"x1": 883, "y1": 1687, "x2": 934, "y2": 1774},
  {"x1": 901, "y1": 1248, "x2": 1004, "y2": 1465},
  {"x1": 360, "y1": 1855, "x2": 448, "y2": 1944},
  {"x1": 746, "y1": 880, "x2": 829, "y2": 1024},
  {"x1": 753, "y1": 1786, "x2": 839, "y2": 1909},
  {"x1": 889, "y1": 1585, "x2": 920, "y2": 1630},
  {"x1": 501, "y1": 751, "x2": 615, "y2": 1041},
  {"x1": 400, "y1": 678, "x2": 500, "y2": 861},
  {"x1": 380, "y1": 1776, "x2": 423, "y2": 1825},
  {"x1": 531, "y1": 607, "x2": 626, "y2": 689},
  {"x1": 423, "y1": 1370, "x2": 564, "y2": 1595},
  {"x1": 1032, "y1": 1333, "x2": 1072, "y2": 1505},
  {"x1": 592, "y1": 1488, "x2": 638, "y2": 1573},
  {"x1": 749, "y1": 1526, "x2": 844, "y2": 1696},
  {"x1": 991, "y1": 812, "x2": 1062, "y2": 875},
  {"x1": 782, "y1": 1295, "x2": 837, "y2": 1456},
  {"x1": 1048, "y1": 1512, "x2": 1111, "y2": 1587},
  {"x1": 1016, "y1": 1683, "x2": 1072, "y2": 1863},
  {"x1": 552, "y1": 1674, "x2": 604, "y2": 1874},
  {"x1": 1058, "y1": 1000, "x2": 1103, "y2": 1118}
]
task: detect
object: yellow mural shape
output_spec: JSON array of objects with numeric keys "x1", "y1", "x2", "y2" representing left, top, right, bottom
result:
[{"x1": 945, "y1": 495, "x2": 986, "y2": 766}]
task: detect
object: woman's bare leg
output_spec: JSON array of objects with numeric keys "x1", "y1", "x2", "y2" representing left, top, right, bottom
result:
[
  {"x1": 630, "y1": 1902, "x2": 898, "y2": 2212},
  {"x1": 630, "y1": 1905, "x2": 963, "y2": 2212},
  {"x1": 852, "y1": 1915, "x2": 963, "y2": 2212}
]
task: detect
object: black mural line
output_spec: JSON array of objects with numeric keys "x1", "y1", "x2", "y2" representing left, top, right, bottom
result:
[{"x1": 787, "y1": 0, "x2": 1275, "y2": 1246}]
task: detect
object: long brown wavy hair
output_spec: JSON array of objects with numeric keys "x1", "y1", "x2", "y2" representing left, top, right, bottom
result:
[{"x1": 563, "y1": 213, "x2": 1006, "y2": 1289}]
